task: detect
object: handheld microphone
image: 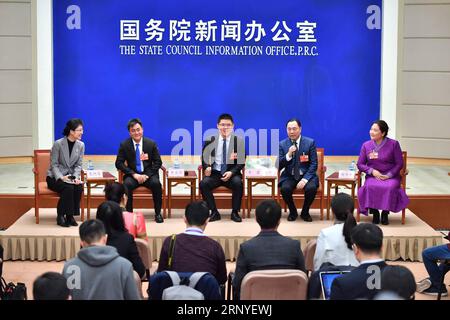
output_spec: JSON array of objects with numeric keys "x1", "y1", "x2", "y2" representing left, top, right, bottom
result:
[{"x1": 291, "y1": 139, "x2": 297, "y2": 155}]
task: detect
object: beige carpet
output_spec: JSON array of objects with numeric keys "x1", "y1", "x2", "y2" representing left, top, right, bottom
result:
[{"x1": 0, "y1": 208, "x2": 443, "y2": 262}]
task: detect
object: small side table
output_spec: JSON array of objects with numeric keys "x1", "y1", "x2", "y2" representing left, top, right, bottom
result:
[
  {"x1": 167, "y1": 170, "x2": 197, "y2": 218},
  {"x1": 326, "y1": 172, "x2": 358, "y2": 220},
  {"x1": 86, "y1": 171, "x2": 117, "y2": 220},
  {"x1": 246, "y1": 176, "x2": 277, "y2": 218}
]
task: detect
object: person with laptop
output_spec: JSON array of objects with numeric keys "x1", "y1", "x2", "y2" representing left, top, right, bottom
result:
[{"x1": 330, "y1": 223, "x2": 387, "y2": 300}]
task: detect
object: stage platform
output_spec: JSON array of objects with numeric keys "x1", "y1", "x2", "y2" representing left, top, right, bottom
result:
[{"x1": 0, "y1": 208, "x2": 443, "y2": 263}]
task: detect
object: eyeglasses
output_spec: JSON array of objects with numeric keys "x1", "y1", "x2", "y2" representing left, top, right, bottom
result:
[
  {"x1": 218, "y1": 123, "x2": 232, "y2": 128},
  {"x1": 74, "y1": 129, "x2": 84, "y2": 133}
]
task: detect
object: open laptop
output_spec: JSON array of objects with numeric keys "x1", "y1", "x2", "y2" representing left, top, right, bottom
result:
[{"x1": 319, "y1": 270, "x2": 351, "y2": 300}]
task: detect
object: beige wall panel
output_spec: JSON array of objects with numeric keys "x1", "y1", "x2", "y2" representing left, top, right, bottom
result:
[
  {"x1": 0, "y1": 2, "x2": 31, "y2": 36},
  {"x1": 0, "y1": 70, "x2": 31, "y2": 103},
  {"x1": 403, "y1": 39, "x2": 450, "y2": 71}
]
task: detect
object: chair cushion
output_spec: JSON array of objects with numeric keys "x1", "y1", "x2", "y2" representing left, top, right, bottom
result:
[
  {"x1": 212, "y1": 186, "x2": 233, "y2": 193},
  {"x1": 133, "y1": 186, "x2": 165, "y2": 195},
  {"x1": 38, "y1": 182, "x2": 59, "y2": 195},
  {"x1": 292, "y1": 182, "x2": 322, "y2": 194}
]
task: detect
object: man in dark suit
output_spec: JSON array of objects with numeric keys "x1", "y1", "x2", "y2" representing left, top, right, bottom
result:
[
  {"x1": 330, "y1": 223, "x2": 387, "y2": 300},
  {"x1": 115, "y1": 118, "x2": 164, "y2": 223},
  {"x1": 278, "y1": 118, "x2": 318, "y2": 222},
  {"x1": 233, "y1": 200, "x2": 306, "y2": 299},
  {"x1": 199, "y1": 113, "x2": 246, "y2": 223}
]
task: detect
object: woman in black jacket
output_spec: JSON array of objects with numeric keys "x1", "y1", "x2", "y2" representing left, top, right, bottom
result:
[{"x1": 96, "y1": 201, "x2": 146, "y2": 279}]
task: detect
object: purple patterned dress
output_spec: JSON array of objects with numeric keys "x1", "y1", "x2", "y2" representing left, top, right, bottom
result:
[{"x1": 357, "y1": 137, "x2": 409, "y2": 215}]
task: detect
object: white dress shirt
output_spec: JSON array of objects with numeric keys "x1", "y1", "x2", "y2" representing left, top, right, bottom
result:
[
  {"x1": 213, "y1": 135, "x2": 231, "y2": 172},
  {"x1": 132, "y1": 138, "x2": 144, "y2": 173},
  {"x1": 313, "y1": 222, "x2": 360, "y2": 271}
]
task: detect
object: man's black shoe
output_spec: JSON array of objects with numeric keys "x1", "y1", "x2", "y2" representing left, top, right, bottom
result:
[
  {"x1": 230, "y1": 212, "x2": 242, "y2": 223},
  {"x1": 209, "y1": 211, "x2": 221, "y2": 222},
  {"x1": 287, "y1": 213, "x2": 298, "y2": 221},
  {"x1": 57, "y1": 216, "x2": 69, "y2": 228},
  {"x1": 155, "y1": 214, "x2": 164, "y2": 223},
  {"x1": 301, "y1": 214, "x2": 313, "y2": 222},
  {"x1": 66, "y1": 215, "x2": 78, "y2": 227}
]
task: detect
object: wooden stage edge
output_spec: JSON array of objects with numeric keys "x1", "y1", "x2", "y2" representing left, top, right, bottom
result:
[{"x1": 1, "y1": 194, "x2": 449, "y2": 230}]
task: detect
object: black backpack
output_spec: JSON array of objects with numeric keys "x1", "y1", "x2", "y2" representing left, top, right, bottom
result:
[
  {"x1": 0, "y1": 245, "x2": 27, "y2": 300},
  {"x1": 0, "y1": 278, "x2": 27, "y2": 300}
]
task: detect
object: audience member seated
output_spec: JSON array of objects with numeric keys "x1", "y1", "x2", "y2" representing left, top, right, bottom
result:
[
  {"x1": 62, "y1": 219, "x2": 141, "y2": 300},
  {"x1": 330, "y1": 223, "x2": 386, "y2": 300},
  {"x1": 233, "y1": 199, "x2": 306, "y2": 299},
  {"x1": 314, "y1": 193, "x2": 359, "y2": 271},
  {"x1": 377, "y1": 265, "x2": 416, "y2": 300},
  {"x1": 156, "y1": 201, "x2": 227, "y2": 286},
  {"x1": 104, "y1": 182, "x2": 148, "y2": 240},
  {"x1": 96, "y1": 201, "x2": 146, "y2": 279},
  {"x1": 416, "y1": 242, "x2": 450, "y2": 297},
  {"x1": 308, "y1": 193, "x2": 359, "y2": 299},
  {"x1": 33, "y1": 272, "x2": 70, "y2": 300}
]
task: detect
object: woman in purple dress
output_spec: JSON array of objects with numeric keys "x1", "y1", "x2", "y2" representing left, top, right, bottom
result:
[{"x1": 357, "y1": 120, "x2": 409, "y2": 225}]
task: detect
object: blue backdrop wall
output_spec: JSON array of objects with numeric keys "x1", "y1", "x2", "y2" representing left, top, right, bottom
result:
[{"x1": 53, "y1": 0, "x2": 382, "y2": 155}]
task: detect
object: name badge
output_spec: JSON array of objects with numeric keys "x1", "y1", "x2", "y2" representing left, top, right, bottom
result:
[
  {"x1": 300, "y1": 154, "x2": 309, "y2": 162},
  {"x1": 369, "y1": 151, "x2": 378, "y2": 160}
]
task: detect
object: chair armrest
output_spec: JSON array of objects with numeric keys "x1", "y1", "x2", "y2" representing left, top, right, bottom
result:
[
  {"x1": 32, "y1": 168, "x2": 37, "y2": 175},
  {"x1": 197, "y1": 165, "x2": 203, "y2": 180}
]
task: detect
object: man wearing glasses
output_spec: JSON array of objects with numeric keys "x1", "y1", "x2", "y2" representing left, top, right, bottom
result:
[
  {"x1": 115, "y1": 118, "x2": 164, "y2": 223},
  {"x1": 200, "y1": 114, "x2": 246, "y2": 222}
]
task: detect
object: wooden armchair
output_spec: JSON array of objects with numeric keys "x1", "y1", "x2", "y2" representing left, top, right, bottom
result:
[
  {"x1": 356, "y1": 151, "x2": 408, "y2": 224},
  {"x1": 197, "y1": 165, "x2": 246, "y2": 217},
  {"x1": 33, "y1": 149, "x2": 85, "y2": 224},
  {"x1": 277, "y1": 148, "x2": 326, "y2": 220},
  {"x1": 118, "y1": 166, "x2": 167, "y2": 218}
]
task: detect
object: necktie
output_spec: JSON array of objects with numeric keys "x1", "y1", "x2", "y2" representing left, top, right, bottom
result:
[
  {"x1": 293, "y1": 142, "x2": 300, "y2": 180},
  {"x1": 221, "y1": 138, "x2": 227, "y2": 174},
  {"x1": 135, "y1": 143, "x2": 142, "y2": 173}
]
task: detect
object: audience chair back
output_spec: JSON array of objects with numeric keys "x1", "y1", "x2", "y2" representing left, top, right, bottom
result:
[
  {"x1": 240, "y1": 269, "x2": 308, "y2": 300},
  {"x1": 303, "y1": 239, "x2": 317, "y2": 275},
  {"x1": 135, "y1": 238, "x2": 152, "y2": 281}
]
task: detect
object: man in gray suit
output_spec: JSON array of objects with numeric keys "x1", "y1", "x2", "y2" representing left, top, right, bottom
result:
[
  {"x1": 199, "y1": 113, "x2": 246, "y2": 223},
  {"x1": 233, "y1": 200, "x2": 306, "y2": 298},
  {"x1": 47, "y1": 118, "x2": 85, "y2": 227}
]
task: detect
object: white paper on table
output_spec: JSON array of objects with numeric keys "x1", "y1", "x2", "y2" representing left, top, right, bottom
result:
[
  {"x1": 338, "y1": 170, "x2": 356, "y2": 179},
  {"x1": 86, "y1": 170, "x2": 103, "y2": 178},
  {"x1": 168, "y1": 168, "x2": 185, "y2": 177}
]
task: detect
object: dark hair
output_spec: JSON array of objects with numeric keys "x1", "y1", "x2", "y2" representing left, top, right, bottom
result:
[
  {"x1": 79, "y1": 219, "x2": 106, "y2": 244},
  {"x1": 286, "y1": 118, "x2": 302, "y2": 128},
  {"x1": 351, "y1": 223, "x2": 383, "y2": 254},
  {"x1": 96, "y1": 201, "x2": 126, "y2": 235},
  {"x1": 104, "y1": 182, "x2": 125, "y2": 204},
  {"x1": 255, "y1": 200, "x2": 282, "y2": 229},
  {"x1": 217, "y1": 113, "x2": 234, "y2": 124},
  {"x1": 127, "y1": 118, "x2": 143, "y2": 131},
  {"x1": 373, "y1": 120, "x2": 389, "y2": 138},
  {"x1": 381, "y1": 266, "x2": 416, "y2": 300},
  {"x1": 331, "y1": 193, "x2": 357, "y2": 250},
  {"x1": 185, "y1": 201, "x2": 210, "y2": 226},
  {"x1": 62, "y1": 118, "x2": 83, "y2": 136},
  {"x1": 33, "y1": 272, "x2": 70, "y2": 300}
]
